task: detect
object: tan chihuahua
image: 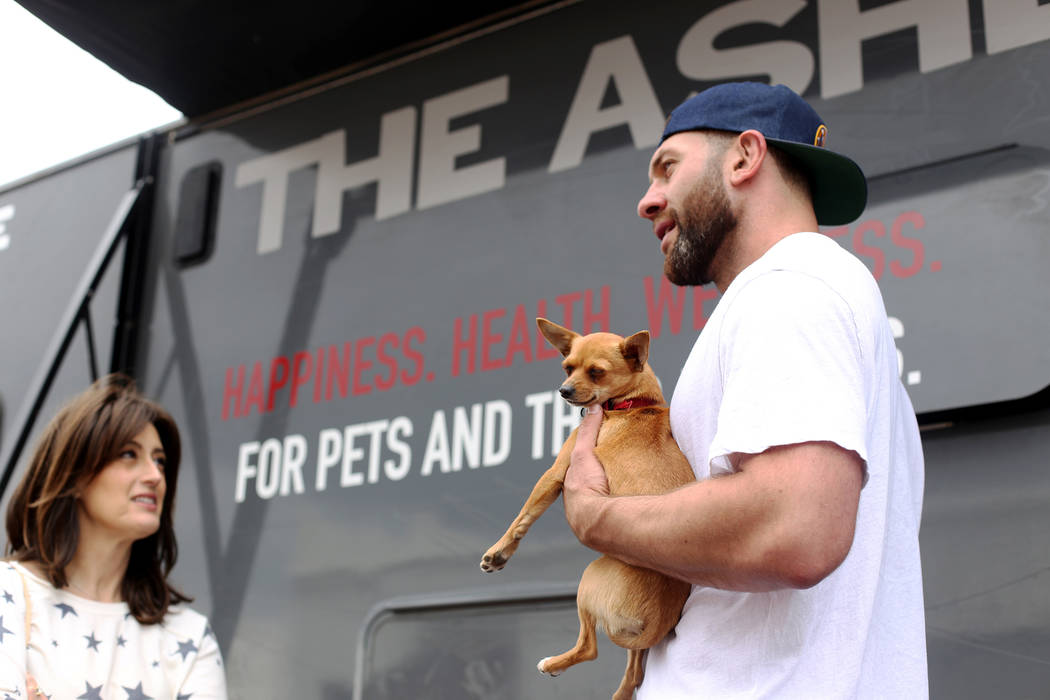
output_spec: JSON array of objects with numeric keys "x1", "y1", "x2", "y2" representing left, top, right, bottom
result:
[{"x1": 480, "y1": 318, "x2": 694, "y2": 700}]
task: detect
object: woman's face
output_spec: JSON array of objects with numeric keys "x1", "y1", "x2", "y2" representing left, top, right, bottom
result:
[{"x1": 78, "y1": 423, "x2": 167, "y2": 545}]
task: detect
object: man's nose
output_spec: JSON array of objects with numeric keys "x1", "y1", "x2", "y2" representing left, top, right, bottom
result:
[{"x1": 637, "y1": 184, "x2": 666, "y2": 220}]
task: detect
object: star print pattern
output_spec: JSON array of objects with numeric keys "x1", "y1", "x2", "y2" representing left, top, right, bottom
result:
[
  {"x1": 174, "y1": 638, "x2": 199, "y2": 660},
  {"x1": 0, "y1": 563, "x2": 227, "y2": 698},
  {"x1": 76, "y1": 682, "x2": 103, "y2": 700},
  {"x1": 122, "y1": 683, "x2": 153, "y2": 700}
]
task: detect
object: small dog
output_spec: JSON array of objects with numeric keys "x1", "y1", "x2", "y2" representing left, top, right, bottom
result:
[{"x1": 480, "y1": 318, "x2": 694, "y2": 700}]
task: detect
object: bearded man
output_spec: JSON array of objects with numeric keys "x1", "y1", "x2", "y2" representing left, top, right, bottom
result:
[{"x1": 564, "y1": 82, "x2": 928, "y2": 698}]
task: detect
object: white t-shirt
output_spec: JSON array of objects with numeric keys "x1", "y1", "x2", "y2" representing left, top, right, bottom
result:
[
  {"x1": 0, "y1": 561, "x2": 227, "y2": 699},
  {"x1": 639, "y1": 232, "x2": 927, "y2": 699}
]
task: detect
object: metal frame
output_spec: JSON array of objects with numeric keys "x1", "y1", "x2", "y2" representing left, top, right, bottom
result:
[
  {"x1": 0, "y1": 184, "x2": 143, "y2": 495},
  {"x1": 0, "y1": 135, "x2": 162, "y2": 497}
]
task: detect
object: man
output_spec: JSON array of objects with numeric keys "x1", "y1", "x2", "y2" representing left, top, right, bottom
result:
[{"x1": 564, "y1": 82, "x2": 927, "y2": 698}]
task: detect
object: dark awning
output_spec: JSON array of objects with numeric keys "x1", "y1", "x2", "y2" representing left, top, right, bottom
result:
[{"x1": 15, "y1": 1, "x2": 548, "y2": 118}]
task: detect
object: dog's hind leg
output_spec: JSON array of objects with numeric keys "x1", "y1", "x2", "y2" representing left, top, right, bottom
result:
[
  {"x1": 612, "y1": 648, "x2": 647, "y2": 700},
  {"x1": 537, "y1": 606, "x2": 598, "y2": 677}
]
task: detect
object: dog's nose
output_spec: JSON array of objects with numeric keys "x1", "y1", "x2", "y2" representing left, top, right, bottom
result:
[{"x1": 559, "y1": 384, "x2": 575, "y2": 400}]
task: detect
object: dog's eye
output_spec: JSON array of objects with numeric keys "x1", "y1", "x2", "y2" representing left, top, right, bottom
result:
[
  {"x1": 564, "y1": 365, "x2": 574, "y2": 376},
  {"x1": 589, "y1": 368, "x2": 605, "y2": 379}
]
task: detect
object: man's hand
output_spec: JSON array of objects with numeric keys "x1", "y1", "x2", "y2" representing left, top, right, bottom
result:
[{"x1": 563, "y1": 405, "x2": 610, "y2": 546}]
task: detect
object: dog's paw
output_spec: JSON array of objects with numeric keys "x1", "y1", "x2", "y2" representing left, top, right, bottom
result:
[
  {"x1": 479, "y1": 548, "x2": 508, "y2": 572},
  {"x1": 537, "y1": 657, "x2": 560, "y2": 677}
]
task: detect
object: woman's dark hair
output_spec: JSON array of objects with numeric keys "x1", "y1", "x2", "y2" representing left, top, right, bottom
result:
[{"x1": 5, "y1": 374, "x2": 190, "y2": 623}]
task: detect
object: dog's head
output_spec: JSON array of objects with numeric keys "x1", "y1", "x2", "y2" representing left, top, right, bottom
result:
[{"x1": 537, "y1": 318, "x2": 655, "y2": 407}]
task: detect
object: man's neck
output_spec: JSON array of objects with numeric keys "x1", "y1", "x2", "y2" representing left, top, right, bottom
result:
[{"x1": 715, "y1": 214, "x2": 818, "y2": 293}]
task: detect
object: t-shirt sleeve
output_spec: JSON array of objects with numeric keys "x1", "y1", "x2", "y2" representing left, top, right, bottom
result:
[
  {"x1": 708, "y1": 270, "x2": 868, "y2": 477},
  {"x1": 0, "y1": 566, "x2": 29, "y2": 698},
  {"x1": 176, "y1": 618, "x2": 228, "y2": 699}
]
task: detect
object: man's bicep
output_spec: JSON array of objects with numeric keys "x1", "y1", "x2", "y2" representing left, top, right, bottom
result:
[
  {"x1": 737, "y1": 441, "x2": 864, "y2": 506},
  {"x1": 736, "y1": 441, "x2": 865, "y2": 578}
]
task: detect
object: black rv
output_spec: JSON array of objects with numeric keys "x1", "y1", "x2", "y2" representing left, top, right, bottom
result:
[{"x1": 2, "y1": 1, "x2": 1048, "y2": 697}]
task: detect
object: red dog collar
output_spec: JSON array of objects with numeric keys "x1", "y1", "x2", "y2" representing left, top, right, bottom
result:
[{"x1": 603, "y1": 397, "x2": 659, "y2": 411}]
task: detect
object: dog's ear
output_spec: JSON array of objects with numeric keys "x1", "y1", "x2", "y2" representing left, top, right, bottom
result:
[
  {"x1": 537, "y1": 317, "x2": 577, "y2": 357},
  {"x1": 621, "y1": 331, "x2": 650, "y2": 372}
]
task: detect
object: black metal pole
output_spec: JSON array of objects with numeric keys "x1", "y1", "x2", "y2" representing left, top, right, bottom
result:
[
  {"x1": 83, "y1": 304, "x2": 100, "y2": 382},
  {"x1": 109, "y1": 133, "x2": 163, "y2": 378}
]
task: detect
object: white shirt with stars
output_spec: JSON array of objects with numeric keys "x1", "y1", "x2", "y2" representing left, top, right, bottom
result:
[{"x1": 0, "y1": 562, "x2": 227, "y2": 700}]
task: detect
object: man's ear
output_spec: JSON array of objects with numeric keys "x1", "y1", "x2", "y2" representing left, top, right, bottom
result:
[
  {"x1": 728, "y1": 129, "x2": 767, "y2": 187},
  {"x1": 537, "y1": 318, "x2": 577, "y2": 357}
]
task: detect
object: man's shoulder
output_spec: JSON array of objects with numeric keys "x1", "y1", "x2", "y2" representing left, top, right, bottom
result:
[
  {"x1": 764, "y1": 232, "x2": 870, "y2": 277},
  {"x1": 745, "y1": 233, "x2": 882, "y2": 308}
]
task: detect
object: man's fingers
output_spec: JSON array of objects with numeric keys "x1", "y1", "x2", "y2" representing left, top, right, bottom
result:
[
  {"x1": 568, "y1": 405, "x2": 608, "y2": 494},
  {"x1": 574, "y1": 405, "x2": 603, "y2": 451},
  {"x1": 564, "y1": 405, "x2": 608, "y2": 543}
]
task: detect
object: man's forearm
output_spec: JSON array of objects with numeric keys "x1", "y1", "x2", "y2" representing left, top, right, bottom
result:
[
  {"x1": 568, "y1": 442, "x2": 864, "y2": 592},
  {"x1": 577, "y1": 475, "x2": 796, "y2": 592},
  {"x1": 564, "y1": 410, "x2": 862, "y2": 592}
]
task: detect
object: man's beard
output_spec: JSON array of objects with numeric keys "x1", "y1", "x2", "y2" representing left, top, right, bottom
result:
[{"x1": 663, "y1": 162, "x2": 737, "y2": 287}]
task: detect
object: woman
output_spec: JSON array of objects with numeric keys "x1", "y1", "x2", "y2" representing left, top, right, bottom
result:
[{"x1": 0, "y1": 374, "x2": 227, "y2": 698}]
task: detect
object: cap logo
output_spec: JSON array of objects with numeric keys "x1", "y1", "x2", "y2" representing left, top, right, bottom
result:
[{"x1": 814, "y1": 124, "x2": 828, "y2": 147}]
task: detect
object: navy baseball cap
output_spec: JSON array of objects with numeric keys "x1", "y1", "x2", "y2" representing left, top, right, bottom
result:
[{"x1": 661, "y1": 82, "x2": 867, "y2": 226}]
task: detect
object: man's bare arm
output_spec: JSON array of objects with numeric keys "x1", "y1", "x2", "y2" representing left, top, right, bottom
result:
[{"x1": 563, "y1": 408, "x2": 864, "y2": 592}]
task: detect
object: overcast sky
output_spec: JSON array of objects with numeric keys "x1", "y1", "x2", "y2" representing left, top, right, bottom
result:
[{"x1": 0, "y1": 1, "x2": 182, "y2": 188}]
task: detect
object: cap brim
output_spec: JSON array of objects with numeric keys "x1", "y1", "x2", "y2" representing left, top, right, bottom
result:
[{"x1": 767, "y1": 139, "x2": 868, "y2": 226}]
